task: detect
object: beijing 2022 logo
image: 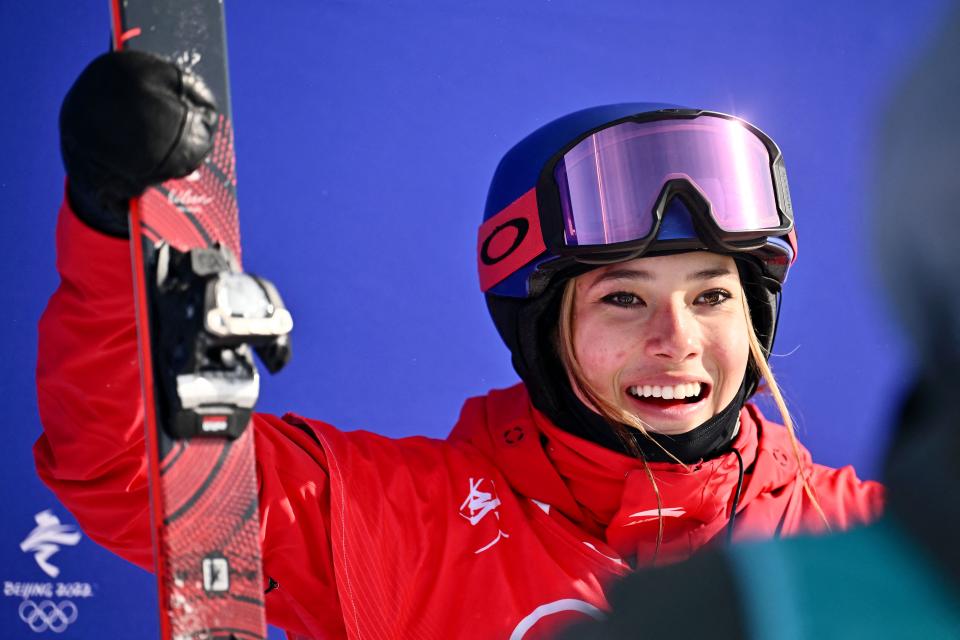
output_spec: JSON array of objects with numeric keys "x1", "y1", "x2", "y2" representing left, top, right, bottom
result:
[{"x1": 4, "y1": 509, "x2": 95, "y2": 634}]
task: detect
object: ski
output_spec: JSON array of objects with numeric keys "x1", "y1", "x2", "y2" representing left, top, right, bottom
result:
[{"x1": 110, "y1": 2, "x2": 290, "y2": 638}]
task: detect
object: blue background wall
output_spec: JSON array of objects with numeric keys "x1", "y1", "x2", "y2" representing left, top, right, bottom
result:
[{"x1": 0, "y1": 1, "x2": 951, "y2": 637}]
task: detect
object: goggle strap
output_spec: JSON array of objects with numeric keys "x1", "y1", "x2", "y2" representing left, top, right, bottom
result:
[{"x1": 478, "y1": 188, "x2": 546, "y2": 292}]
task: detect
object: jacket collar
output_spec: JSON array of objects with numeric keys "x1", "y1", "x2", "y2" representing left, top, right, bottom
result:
[{"x1": 449, "y1": 384, "x2": 805, "y2": 564}]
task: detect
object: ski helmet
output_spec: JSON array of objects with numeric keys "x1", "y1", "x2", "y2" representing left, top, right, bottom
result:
[{"x1": 479, "y1": 104, "x2": 797, "y2": 415}]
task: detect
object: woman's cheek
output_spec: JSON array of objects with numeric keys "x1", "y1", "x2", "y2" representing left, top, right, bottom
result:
[
  {"x1": 575, "y1": 327, "x2": 624, "y2": 388},
  {"x1": 707, "y1": 329, "x2": 750, "y2": 391}
]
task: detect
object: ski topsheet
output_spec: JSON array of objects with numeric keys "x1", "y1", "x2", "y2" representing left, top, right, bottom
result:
[{"x1": 110, "y1": 2, "x2": 268, "y2": 638}]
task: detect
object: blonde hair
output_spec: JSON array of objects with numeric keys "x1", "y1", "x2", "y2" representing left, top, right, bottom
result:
[{"x1": 556, "y1": 273, "x2": 829, "y2": 561}]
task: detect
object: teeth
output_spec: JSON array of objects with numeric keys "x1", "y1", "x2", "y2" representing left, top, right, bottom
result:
[{"x1": 628, "y1": 382, "x2": 703, "y2": 401}]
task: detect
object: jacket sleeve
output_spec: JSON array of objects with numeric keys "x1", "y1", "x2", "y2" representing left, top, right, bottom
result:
[
  {"x1": 805, "y1": 463, "x2": 886, "y2": 532},
  {"x1": 34, "y1": 197, "x2": 346, "y2": 638}
]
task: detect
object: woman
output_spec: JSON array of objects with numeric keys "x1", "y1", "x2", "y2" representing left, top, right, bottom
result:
[{"x1": 37, "y1": 53, "x2": 882, "y2": 639}]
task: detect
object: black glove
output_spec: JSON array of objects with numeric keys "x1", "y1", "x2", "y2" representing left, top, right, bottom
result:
[{"x1": 59, "y1": 50, "x2": 218, "y2": 237}]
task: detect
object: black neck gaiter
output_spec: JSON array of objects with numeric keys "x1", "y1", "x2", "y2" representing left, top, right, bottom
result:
[{"x1": 633, "y1": 382, "x2": 746, "y2": 463}]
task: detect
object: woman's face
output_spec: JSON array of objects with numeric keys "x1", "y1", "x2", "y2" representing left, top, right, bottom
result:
[{"x1": 569, "y1": 252, "x2": 750, "y2": 435}]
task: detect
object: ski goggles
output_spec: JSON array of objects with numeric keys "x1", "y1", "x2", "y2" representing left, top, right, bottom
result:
[{"x1": 478, "y1": 110, "x2": 796, "y2": 293}]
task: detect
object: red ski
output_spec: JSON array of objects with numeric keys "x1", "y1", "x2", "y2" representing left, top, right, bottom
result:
[{"x1": 110, "y1": 2, "x2": 291, "y2": 638}]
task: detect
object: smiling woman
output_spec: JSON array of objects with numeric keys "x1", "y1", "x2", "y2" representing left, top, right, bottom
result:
[
  {"x1": 37, "y1": 69, "x2": 884, "y2": 638},
  {"x1": 480, "y1": 104, "x2": 880, "y2": 564},
  {"x1": 562, "y1": 253, "x2": 750, "y2": 436}
]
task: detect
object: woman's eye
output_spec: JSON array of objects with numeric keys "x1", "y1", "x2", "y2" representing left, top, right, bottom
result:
[
  {"x1": 696, "y1": 289, "x2": 732, "y2": 306},
  {"x1": 602, "y1": 292, "x2": 644, "y2": 307}
]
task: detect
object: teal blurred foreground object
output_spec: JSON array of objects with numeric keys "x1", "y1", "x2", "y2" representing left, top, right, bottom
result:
[{"x1": 730, "y1": 521, "x2": 960, "y2": 639}]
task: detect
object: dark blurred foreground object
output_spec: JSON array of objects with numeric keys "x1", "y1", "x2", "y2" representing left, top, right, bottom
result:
[
  {"x1": 559, "y1": 9, "x2": 960, "y2": 640},
  {"x1": 59, "y1": 50, "x2": 217, "y2": 237}
]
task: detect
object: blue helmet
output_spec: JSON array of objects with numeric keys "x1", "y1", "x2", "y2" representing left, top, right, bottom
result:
[{"x1": 480, "y1": 103, "x2": 796, "y2": 407}]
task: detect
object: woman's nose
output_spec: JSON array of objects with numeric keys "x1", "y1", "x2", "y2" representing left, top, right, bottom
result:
[{"x1": 644, "y1": 302, "x2": 699, "y2": 362}]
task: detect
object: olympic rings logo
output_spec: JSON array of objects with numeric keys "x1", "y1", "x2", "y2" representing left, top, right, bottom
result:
[{"x1": 18, "y1": 599, "x2": 78, "y2": 634}]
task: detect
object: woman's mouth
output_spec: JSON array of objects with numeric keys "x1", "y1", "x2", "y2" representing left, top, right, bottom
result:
[{"x1": 626, "y1": 382, "x2": 708, "y2": 407}]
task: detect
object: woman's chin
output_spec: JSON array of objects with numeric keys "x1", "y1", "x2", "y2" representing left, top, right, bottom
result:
[{"x1": 624, "y1": 393, "x2": 713, "y2": 435}]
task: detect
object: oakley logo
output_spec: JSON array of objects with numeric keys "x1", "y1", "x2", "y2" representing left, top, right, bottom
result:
[
  {"x1": 503, "y1": 426, "x2": 525, "y2": 445},
  {"x1": 18, "y1": 599, "x2": 78, "y2": 634},
  {"x1": 20, "y1": 510, "x2": 81, "y2": 579},
  {"x1": 480, "y1": 219, "x2": 529, "y2": 266},
  {"x1": 477, "y1": 189, "x2": 545, "y2": 292}
]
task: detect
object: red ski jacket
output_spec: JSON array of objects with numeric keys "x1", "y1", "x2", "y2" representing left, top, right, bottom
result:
[{"x1": 35, "y1": 200, "x2": 885, "y2": 639}]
